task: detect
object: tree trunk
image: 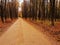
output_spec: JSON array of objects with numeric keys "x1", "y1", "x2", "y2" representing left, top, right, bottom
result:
[{"x1": 50, "y1": 0, "x2": 55, "y2": 26}]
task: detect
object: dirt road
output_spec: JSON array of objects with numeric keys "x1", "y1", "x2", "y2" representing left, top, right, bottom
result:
[{"x1": 0, "y1": 18, "x2": 58, "y2": 45}]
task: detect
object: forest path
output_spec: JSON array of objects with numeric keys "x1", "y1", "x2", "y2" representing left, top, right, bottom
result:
[{"x1": 0, "y1": 18, "x2": 57, "y2": 45}]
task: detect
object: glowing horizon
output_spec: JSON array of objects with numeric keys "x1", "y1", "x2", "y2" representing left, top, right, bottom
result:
[
  {"x1": 18, "y1": 0, "x2": 23, "y2": 11},
  {"x1": 19, "y1": 0, "x2": 23, "y2": 3}
]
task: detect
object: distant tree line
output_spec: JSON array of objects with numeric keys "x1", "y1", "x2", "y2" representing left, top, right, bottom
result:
[
  {"x1": 0, "y1": 0, "x2": 18, "y2": 23},
  {"x1": 22, "y1": 0, "x2": 60, "y2": 26}
]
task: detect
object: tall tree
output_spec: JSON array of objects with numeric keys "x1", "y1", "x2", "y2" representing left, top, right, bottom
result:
[
  {"x1": 0, "y1": 0, "x2": 4, "y2": 23},
  {"x1": 50, "y1": 0, "x2": 55, "y2": 26}
]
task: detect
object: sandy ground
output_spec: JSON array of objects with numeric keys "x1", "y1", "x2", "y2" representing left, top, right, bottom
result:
[{"x1": 0, "y1": 18, "x2": 60, "y2": 45}]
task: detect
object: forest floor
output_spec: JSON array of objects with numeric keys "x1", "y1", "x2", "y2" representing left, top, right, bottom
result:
[
  {"x1": 0, "y1": 18, "x2": 17, "y2": 36},
  {"x1": 0, "y1": 18, "x2": 60, "y2": 45},
  {"x1": 23, "y1": 18, "x2": 60, "y2": 42}
]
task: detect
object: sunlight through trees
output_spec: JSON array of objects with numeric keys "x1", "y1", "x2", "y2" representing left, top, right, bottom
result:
[{"x1": 0, "y1": 0, "x2": 60, "y2": 26}]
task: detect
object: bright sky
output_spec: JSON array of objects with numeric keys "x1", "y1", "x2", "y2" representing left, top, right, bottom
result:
[
  {"x1": 18, "y1": 0, "x2": 23, "y2": 11},
  {"x1": 19, "y1": 0, "x2": 23, "y2": 4},
  {"x1": 19, "y1": 0, "x2": 23, "y2": 2}
]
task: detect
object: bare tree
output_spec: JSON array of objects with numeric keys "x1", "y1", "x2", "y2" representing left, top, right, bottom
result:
[
  {"x1": 0, "y1": 0, "x2": 4, "y2": 23},
  {"x1": 50, "y1": 0, "x2": 55, "y2": 26}
]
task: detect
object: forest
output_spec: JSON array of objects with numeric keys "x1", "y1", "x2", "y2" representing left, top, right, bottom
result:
[
  {"x1": 0, "y1": 0, "x2": 60, "y2": 26},
  {"x1": 22, "y1": 0, "x2": 60, "y2": 26},
  {"x1": 0, "y1": 0, "x2": 60, "y2": 42},
  {"x1": 0, "y1": 0, "x2": 18, "y2": 23}
]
